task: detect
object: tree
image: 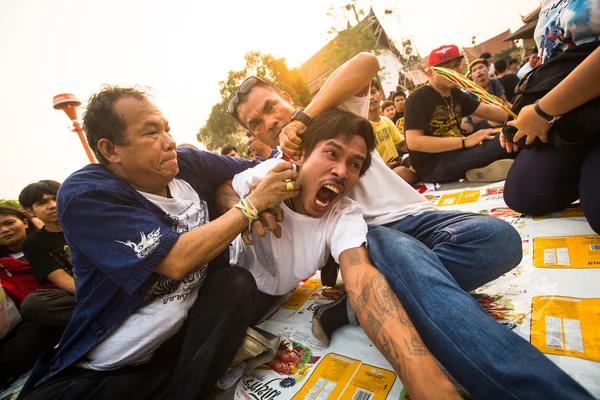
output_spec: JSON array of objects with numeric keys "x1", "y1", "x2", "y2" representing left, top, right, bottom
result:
[
  {"x1": 0, "y1": 199, "x2": 21, "y2": 209},
  {"x1": 197, "y1": 52, "x2": 312, "y2": 152},
  {"x1": 320, "y1": 3, "x2": 380, "y2": 76}
]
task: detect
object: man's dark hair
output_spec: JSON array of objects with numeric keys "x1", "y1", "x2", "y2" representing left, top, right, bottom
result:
[
  {"x1": 494, "y1": 59, "x2": 508, "y2": 74},
  {"x1": 469, "y1": 58, "x2": 489, "y2": 72},
  {"x1": 381, "y1": 100, "x2": 394, "y2": 110},
  {"x1": 230, "y1": 77, "x2": 283, "y2": 127},
  {"x1": 370, "y1": 80, "x2": 382, "y2": 93},
  {"x1": 82, "y1": 85, "x2": 149, "y2": 164},
  {"x1": 221, "y1": 145, "x2": 238, "y2": 156},
  {"x1": 392, "y1": 91, "x2": 406, "y2": 101},
  {"x1": 508, "y1": 58, "x2": 519, "y2": 66},
  {"x1": 302, "y1": 109, "x2": 375, "y2": 177},
  {"x1": 479, "y1": 52, "x2": 492, "y2": 59},
  {"x1": 19, "y1": 180, "x2": 61, "y2": 210}
]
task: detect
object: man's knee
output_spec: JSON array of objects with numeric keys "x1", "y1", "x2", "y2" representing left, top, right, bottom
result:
[
  {"x1": 367, "y1": 226, "x2": 432, "y2": 270},
  {"x1": 477, "y1": 216, "x2": 523, "y2": 270},
  {"x1": 20, "y1": 291, "x2": 47, "y2": 321},
  {"x1": 214, "y1": 267, "x2": 257, "y2": 301}
]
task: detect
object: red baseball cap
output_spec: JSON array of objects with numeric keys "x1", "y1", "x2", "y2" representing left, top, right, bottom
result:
[{"x1": 428, "y1": 45, "x2": 464, "y2": 68}]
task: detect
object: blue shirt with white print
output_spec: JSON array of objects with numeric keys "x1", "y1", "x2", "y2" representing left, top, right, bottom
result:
[{"x1": 20, "y1": 147, "x2": 258, "y2": 395}]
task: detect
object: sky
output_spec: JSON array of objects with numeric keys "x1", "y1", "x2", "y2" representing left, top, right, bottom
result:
[{"x1": 0, "y1": 0, "x2": 541, "y2": 200}]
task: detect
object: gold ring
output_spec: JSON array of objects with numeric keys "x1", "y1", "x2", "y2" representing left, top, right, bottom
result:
[{"x1": 286, "y1": 181, "x2": 294, "y2": 191}]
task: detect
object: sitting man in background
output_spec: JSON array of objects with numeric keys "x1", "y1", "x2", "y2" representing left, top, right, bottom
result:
[
  {"x1": 380, "y1": 99, "x2": 396, "y2": 120},
  {"x1": 19, "y1": 180, "x2": 77, "y2": 328},
  {"x1": 391, "y1": 90, "x2": 406, "y2": 124},
  {"x1": 470, "y1": 58, "x2": 511, "y2": 107},
  {"x1": 368, "y1": 80, "x2": 416, "y2": 184},
  {"x1": 221, "y1": 144, "x2": 241, "y2": 158},
  {"x1": 507, "y1": 57, "x2": 519, "y2": 74},
  {"x1": 246, "y1": 130, "x2": 278, "y2": 161},
  {"x1": 495, "y1": 59, "x2": 520, "y2": 103},
  {"x1": 405, "y1": 45, "x2": 516, "y2": 183},
  {"x1": 19, "y1": 86, "x2": 298, "y2": 400},
  {"x1": 517, "y1": 50, "x2": 541, "y2": 79}
]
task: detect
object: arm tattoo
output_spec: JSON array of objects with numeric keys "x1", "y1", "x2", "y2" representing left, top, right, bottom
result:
[
  {"x1": 371, "y1": 274, "x2": 412, "y2": 326},
  {"x1": 377, "y1": 332, "x2": 403, "y2": 374},
  {"x1": 346, "y1": 248, "x2": 361, "y2": 266},
  {"x1": 353, "y1": 280, "x2": 372, "y2": 315},
  {"x1": 403, "y1": 332, "x2": 431, "y2": 356},
  {"x1": 364, "y1": 310, "x2": 385, "y2": 340}
]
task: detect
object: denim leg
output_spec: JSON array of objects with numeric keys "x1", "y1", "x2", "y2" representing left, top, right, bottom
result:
[
  {"x1": 367, "y1": 226, "x2": 593, "y2": 400},
  {"x1": 389, "y1": 210, "x2": 522, "y2": 291},
  {"x1": 426, "y1": 135, "x2": 516, "y2": 183}
]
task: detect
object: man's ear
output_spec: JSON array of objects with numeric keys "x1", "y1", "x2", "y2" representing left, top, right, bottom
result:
[
  {"x1": 24, "y1": 207, "x2": 35, "y2": 219},
  {"x1": 281, "y1": 91, "x2": 294, "y2": 106},
  {"x1": 294, "y1": 148, "x2": 307, "y2": 167},
  {"x1": 426, "y1": 68, "x2": 433, "y2": 78},
  {"x1": 97, "y1": 138, "x2": 120, "y2": 164}
]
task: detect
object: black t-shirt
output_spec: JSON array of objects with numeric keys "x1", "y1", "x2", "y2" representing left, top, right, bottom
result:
[
  {"x1": 21, "y1": 227, "x2": 74, "y2": 284},
  {"x1": 404, "y1": 85, "x2": 480, "y2": 178},
  {"x1": 392, "y1": 111, "x2": 404, "y2": 124},
  {"x1": 498, "y1": 73, "x2": 520, "y2": 103}
]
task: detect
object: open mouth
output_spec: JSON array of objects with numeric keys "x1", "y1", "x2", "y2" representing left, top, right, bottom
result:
[{"x1": 315, "y1": 183, "x2": 342, "y2": 208}]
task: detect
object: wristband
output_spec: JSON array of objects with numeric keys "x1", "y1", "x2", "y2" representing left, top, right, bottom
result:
[
  {"x1": 461, "y1": 136, "x2": 466, "y2": 148},
  {"x1": 244, "y1": 196, "x2": 259, "y2": 215},
  {"x1": 534, "y1": 100, "x2": 561, "y2": 124}
]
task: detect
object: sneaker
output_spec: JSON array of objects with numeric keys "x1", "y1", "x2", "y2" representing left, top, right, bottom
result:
[
  {"x1": 311, "y1": 293, "x2": 349, "y2": 346},
  {"x1": 466, "y1": 159, "x2": 514, "y2": 183}
]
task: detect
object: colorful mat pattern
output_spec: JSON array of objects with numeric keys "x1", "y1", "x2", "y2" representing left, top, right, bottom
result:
[{"x1": 235, "y1": 182, "x2": 600, "y2": 400}]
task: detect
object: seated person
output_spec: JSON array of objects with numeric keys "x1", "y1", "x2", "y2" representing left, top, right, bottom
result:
[
  {"x1": 0, "y1": 207, "x2": 63, "y2": 388},
  {"x1": 495, "y1": 59, "x2": 520, "y2": 103},
  {"x1": 19, "y1": 180, "x2": 77, "y2": 327},
  {"x1": 507, "y1": 57, "x2": 519, "y2": 74},
  {"x1": 246, "y1": 130, "x2": 278, "y2": 161},
  {"x1": 380, "y1": 100, "x2": 396, "y2": 120},
  {"x1": 19, "y1": 86, "x2": 298, "y2": 400},
  {"x1": 503, "y1": 2, "x2": 600, "y2": 235},
  {"x1": 391, "y1": 90, "x2": 406, "y2": 123},
  {"x1": 229, "y1": 109, "x2": 460, "y2": 399},
  {"x1": 405, "y1": 44, "x2": 516, "y2": 183},
  {"x1": 221, "y1": 144, "x2": 241, "y2": 158},
  {"x1": 517, "y1": 50, "x2": 541, "y2": 79},
  {"x1": 470, "y1": 58, "x2": 511, "y2": 108},
  {"x1": 368, "y1": 81, "x2": 417, "y2": 185}
]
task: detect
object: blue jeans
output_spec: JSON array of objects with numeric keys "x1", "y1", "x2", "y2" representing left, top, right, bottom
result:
[
  {"x1": 362, "y1": 210, "x2": 593, "y2": 399},
  {"x1": 424, "y1": 135, "x2": 516, "y2": 183}
]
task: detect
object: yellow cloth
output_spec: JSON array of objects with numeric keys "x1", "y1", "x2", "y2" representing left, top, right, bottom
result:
[{"x1": 371, "y1": 116, "x2": 403, "y2": 161}]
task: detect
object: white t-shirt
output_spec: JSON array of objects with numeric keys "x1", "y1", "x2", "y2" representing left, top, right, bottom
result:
[
  {"x1": 339, "y1": 95, "x2": 436, "y2": 226},
  {"x1": 230, "y1": 159, "x2": 368, "y2": 296},
  {"x1": 78, "y1": 179, "x2": 209, "y2": 370}
]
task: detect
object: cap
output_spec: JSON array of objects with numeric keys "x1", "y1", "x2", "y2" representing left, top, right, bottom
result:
[{"x1": 428, "y1": 45, "x2": 464, "y2": 68}]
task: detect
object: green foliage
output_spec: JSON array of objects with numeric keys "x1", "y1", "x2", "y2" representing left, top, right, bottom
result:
[
  {"x1": 197, "y1": 52, "x2": 312, "y2": 152},
  {"x1": 0, "y1": 199, "x2": 21, "y2": 209},
  {"x1": 321, "y1": 3, "x2": 380, "y2": 76},
  {"x1": 494, "y1": 46, "x2": 521, "y2": 62}
]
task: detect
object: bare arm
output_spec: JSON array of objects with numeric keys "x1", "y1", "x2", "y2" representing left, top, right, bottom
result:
[
  {"x1": 539, "y1": 46, "x2": 600, "y2": 116},
  {"x1": 339, "y1": 247, "x2": 460, "y2": 400},
  {"x1": 406, "y1": 129, "x2": 496, "y2": 153},
  {"x1": 303, "y1": 52, "x2": 379, "y2": 118},
  {"x1": 281, "y1": 52, "x2": 379, "y2": 158},
  {"x1": 472, "y1": 103, "x2": 508, "y2": 124},
  {"x1": 46, "y1": 269, "x2": 76, "y2": 295},
  {"x1": 509, "y1": 47, "x2": 600, "y2": 145},
  {"x1": 155, "y1": 163, "x2": 298, "y2": 280}
]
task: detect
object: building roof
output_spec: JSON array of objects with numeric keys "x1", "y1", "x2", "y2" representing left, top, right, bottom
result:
[
  {"x1": 462, "y1": 29, "x2": 514, "y2": 63},
  {"x1": 299, "y1": 9, "x2": 400, "y2": 95},
  {"x1": 504, "y1": 6, "x2": 541, "y2": 41}
]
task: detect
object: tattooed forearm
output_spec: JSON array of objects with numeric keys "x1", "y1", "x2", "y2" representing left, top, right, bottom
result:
[
  {"x1": 352, "y1": 280, "x2": 371, "y2": 315},
  {"x1": 363, "y1": 310, "x2": 385, "y2": 341},
  {"x1": 377, "y1": 332, "x2": 403, "y2": 374},
  {"x1": 404, "y1": 332, "x2": 430, "y2": 356},
  {"x1": 346, "y1": 248, "x2": 361, "y2": 266}
]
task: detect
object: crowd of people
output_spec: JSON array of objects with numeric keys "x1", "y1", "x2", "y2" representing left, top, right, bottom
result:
[{"x1": 1, "y1": 0, "x2": 599, "y2": 398}]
